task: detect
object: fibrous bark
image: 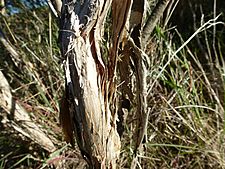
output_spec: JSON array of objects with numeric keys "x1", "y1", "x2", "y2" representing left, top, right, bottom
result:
[
  {"x1": 142, "y1": 0, "x2": 170, "y2": 48},
  {"x1": 59, "y1": 0, "x2": 132, "y2": 168},
  {"x1": 59, "y1": 0, "x2": 170, "y2": 167}
]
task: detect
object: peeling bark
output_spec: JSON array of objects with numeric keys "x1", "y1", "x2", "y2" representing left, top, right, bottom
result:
[
  {"x1": 59, "y1": 0, "x2": 170, "y2": 167},
  {"x1": 59, "y1": 0, "x2": 132, "y2": 168}
]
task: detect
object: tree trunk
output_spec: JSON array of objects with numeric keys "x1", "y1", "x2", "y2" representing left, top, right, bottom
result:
[
  {"x1": 59, "y1": 0, "x2": 170, "y2": 168},
  {"x1": 59, "y1": 0, "x2": 132, "y2": 168}
]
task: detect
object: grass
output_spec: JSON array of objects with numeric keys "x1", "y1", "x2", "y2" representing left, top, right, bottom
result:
[
  {"x1": 0, "y1": 1, "x2": 225, "y2": 169},
  {"x1": 0, "y1": 5, "x2": 66, "y2": 168},
  {"x1": 133, "y1": 17, "x2": 225, "y2": 168},
  {"x1": 117, "y1": 11, "x2": 225, "y2": 168}
]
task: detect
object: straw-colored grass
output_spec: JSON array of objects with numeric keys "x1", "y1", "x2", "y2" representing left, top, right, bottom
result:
[{"x1": 0, "y1": 1, "x2": 225, "y2": 168}]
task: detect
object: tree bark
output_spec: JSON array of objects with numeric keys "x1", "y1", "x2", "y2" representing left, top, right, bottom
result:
[
  {"x1": 142, "y1": 0, "x2": 170, "y2": 48},
  {"x1": 59, "y1": 0, "x2": 170, "y2": 167},
  {"x1": 59, "y1": 0, "x2": 132, "y2": 168}
]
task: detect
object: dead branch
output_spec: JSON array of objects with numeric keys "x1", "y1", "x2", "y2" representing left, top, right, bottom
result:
[
  {"x1": 0, "y1": 71, "x2": 56, "y2": 153},
  {"x1": 142, "y1": 0, "x2": 170, "y2": 48}
]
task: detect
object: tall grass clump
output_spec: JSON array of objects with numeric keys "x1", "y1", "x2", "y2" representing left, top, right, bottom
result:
[
  {"x1": 122, "y1": 16, "x2": 225, "y2": 168},
  {"x1": 0, "y1": 3, "x2": 68, "y2": 168}
]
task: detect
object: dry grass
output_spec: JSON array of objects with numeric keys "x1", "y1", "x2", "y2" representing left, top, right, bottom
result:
[
  {"x1": 119, "y1": 14, "x2": 225, "y2": 169},
  {"x1": 0, "y1": 1, "x2": 225, "y2": 169}
]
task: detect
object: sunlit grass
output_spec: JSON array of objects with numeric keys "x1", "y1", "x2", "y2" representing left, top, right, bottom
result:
[{"x1": 1, "y1": 1, "x2": 225, "y2": 169}]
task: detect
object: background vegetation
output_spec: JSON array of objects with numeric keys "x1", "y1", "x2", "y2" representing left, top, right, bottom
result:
[{"x1": 0, "y1": 0, "x2": 225, "y2": 168}]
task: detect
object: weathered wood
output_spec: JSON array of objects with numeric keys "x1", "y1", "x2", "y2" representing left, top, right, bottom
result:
[
  {"x1": 0, "y1": 71, "x2": 56, "y2": 153},
  {"x1": 59, "y1": 0, "x2": 167, "y2": 167},
  {"x1": 59, "y1": 0, "x2": 132, "y2": 168}
]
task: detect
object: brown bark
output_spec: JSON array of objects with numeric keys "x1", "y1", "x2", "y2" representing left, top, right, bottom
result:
[
  {"x1": 142, "y1": 0, "x2": 170, "y2": 48},
  {"x1": 59, "y1": 91, "x2": 74, "y2": 146},
  {"x1": 129, "y1": 0, "x2": 145, "y2": 47}
]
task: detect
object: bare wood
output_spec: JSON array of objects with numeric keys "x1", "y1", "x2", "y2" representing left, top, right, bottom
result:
[
  {"x1": 0, "y1": 71, "x2": 56, "y2": 153},
  {"x1": 110, "y1": 0, "x2": 132, "y2": 80},
  {"x1": 59, "y1": 0, "x2": 133, "y2": 168}
]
